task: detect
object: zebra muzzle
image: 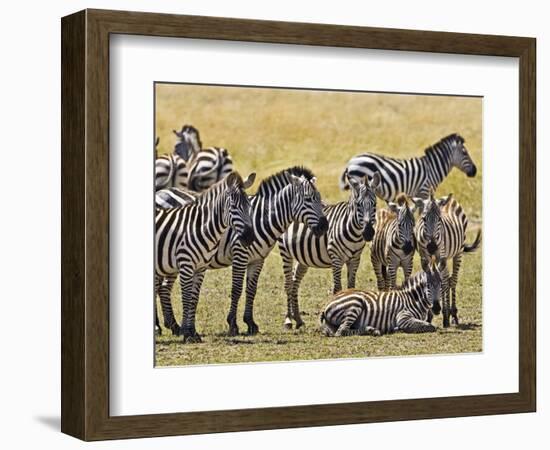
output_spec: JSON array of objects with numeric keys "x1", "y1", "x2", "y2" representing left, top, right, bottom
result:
[
  {"x1": 363, "y1": 223, "x2": 375, "y2": 242},
  {"x1": 432, "y1": 300, "x2": 441, "y2": 315},
  {"x1": 239, "y1": 226, "x2": 254, "y2": 247},
  {"x1": 313, "y1": 216, "x2": 329, "y2": 237},
  {"x1": 403, "y1": 240, "x2": 414, "y2": 255},
  {"x1": 427, "y1": 240, "x2": 438, "y2": 255},
  {"x1": 467, "y1": 165, "x2": 477, "y2": 177}
]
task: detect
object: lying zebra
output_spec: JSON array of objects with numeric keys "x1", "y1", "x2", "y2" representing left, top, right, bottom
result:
[
  {"x1": 370, "y1": 193, "x2": 416, "y2": 291},
  {"x1": 278, "y1": 172, "x2": 380, "y2": 330},
  {"x1": 339, "y1": 133, "x2": 477, "y2": 201},
  {"x1": 156, "y1": 167, "x2": 328, "y2": 336},
  {"x1": 320, "y1": 258, "x2": 442, "y2": 337},
  {"x1": 413, "y1": 192, "x2": 482, "y2": 327}
]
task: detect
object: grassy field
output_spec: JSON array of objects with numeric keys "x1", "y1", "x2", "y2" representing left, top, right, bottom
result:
[{"x1": 155, "y1": 84, "x2": 483, "y2": 366}]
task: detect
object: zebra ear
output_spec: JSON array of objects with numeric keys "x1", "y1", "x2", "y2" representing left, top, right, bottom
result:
[
  {"x1": 388, "y1": 202, "x2": 399, "y2": 214},
  {"x1": 412, "y1": 197, "x2": 425, "y2": 213},
  {"x1": 242, "y1": 172, "x2": 256, "y2": 189},
  {"x1": 369, "y1": 172, "x2": 381, "y2": 189},
  {"x1": 438, "y1": 193, "x2": 453, "y2": 207},
  {"x1": 347, "y1": 174, "x2": 360, "y2": 191}
]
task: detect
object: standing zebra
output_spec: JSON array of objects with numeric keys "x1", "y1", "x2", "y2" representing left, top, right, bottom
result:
[
  {"x1": 320, "y1": 257, "x2": 442, "y2": 337},
  {"x1": 277, "y1": 172, "x2": 381, "y2": 330},
  {"x1": 339, "y1": 133, "x2": 477, "y2": 201},
  {"x1": 413, "y1": 193, "x2": 482, "y2": 327},
  {"x1": 156, "y1": 167, "x2": 328, "y2": 336},
  {"x1": 370, "y1": 193, "x2": 416, "y2": 291},
  {"x1": 155, "y1": 124, "x2": 233, "y2": 192},
  {"x1": 155, "y1": 172, "x2": 255, "y2": 343}
]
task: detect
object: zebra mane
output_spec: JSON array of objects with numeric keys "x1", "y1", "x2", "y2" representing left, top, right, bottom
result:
[
  {"x1": 399, "y1": 271, "x2": 426, "y2": 292},
  {"x1": 424, "y1": 133, "x2": 465, "y2": 157},
  {"x1": 256, "y1": 166, "x2": 315, "y2": 197}
]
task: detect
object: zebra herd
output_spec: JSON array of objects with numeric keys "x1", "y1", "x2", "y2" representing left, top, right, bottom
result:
[{"x1": 155, "y1": 126, "x2": 481, "y2": 343}]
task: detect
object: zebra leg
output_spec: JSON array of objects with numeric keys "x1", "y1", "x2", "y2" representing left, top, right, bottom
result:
[
  {"x1": 281, "y1": 251, "x2": 296, "y2": 330},
  {"x1": 243, "y1": 260, "x2": 265, "y2": 335},
  {"x1": 440, "y1": 260, "x2": 451, "y2": 328},
  {"x1": 179, "y1": 268, "x2": 202, "y2": 343},
  {"x1": 397, "y1": 311, "x2": 437, "y2": 333},
  {"x1": 334, "y1": 311, "x2": 360, "y2": 337},
  {"x1": 226, "y1": 252, "x2": 248, "y2": 336},
  {"x1": 154, "y1": 275, "x2": 162, "y2": 336},
  {"x1": 402, "y1": 256, "x2": 413, "y2": 285},
  {"x1": 450, "y1": 254, "x2": 462, "y2": 325},
  {"x1": 290, "y1": 263, "x2": 309, "y2": 329},
  {"x1": 385, "y1": 259, "x2": 398, "y2": 291},
  {"x1": 372, "y1": 260, "x2": 385, "y2": 291},
  {"x1": 346, "y1": 255, "x2": 361, "y2": 289},
  {"x1": 157, "y1": 274, "x2": 180, "y2": 335},
  {"x1": 330, "y1": 256, "x2": 344, "y2": 294}
]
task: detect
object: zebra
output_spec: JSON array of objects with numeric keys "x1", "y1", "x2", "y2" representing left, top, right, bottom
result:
[
  {"x1": 155, "y1": 124, "x2": 233, "y2": 192},
  {"x1": 339, "y1": 133, "x2": 477, "y2": 201},
  {"x1": 156, "y1": 166, "x2": 328, "y2": 336},
  {"x1": 319, "y1": 257, "x2": 442, "y2": 337},
  {"x1": 370, "y1": 193, "x2": 416, "y2": 291},
  {"x1": 277, "y1": 172, "x2": 381, "y2": 330},
  {"x1": 155, "y1": 171, "x2": 256, "y2": 343},
  {"x1": 413, "y1": 193, "x2": 482, "y2": 327}
]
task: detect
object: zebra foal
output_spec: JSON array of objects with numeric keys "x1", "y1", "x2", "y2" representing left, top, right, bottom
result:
[
  {"x1": 339, "y1": 133, "x2": 477, "y2": 201},
  {"x1": 413, "y1": 193, "x2": 481, "y2": 327},
  {"x1": 278, "y1": 172, "x2": 380, "y2": 330},
  {"x1": 320, "y1": 258, "x2": 442, "y2": 337},
  {"x1": 155, "y1": 172, "x2": 255, "y2": 342},
  {"x1": 370, "y1": 193, "x2": 416, "y2": 291}
]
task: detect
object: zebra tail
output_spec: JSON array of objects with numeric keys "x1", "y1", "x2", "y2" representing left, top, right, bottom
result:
[
  {"x1": 319, "y1": 311, "x2": 336, "y2": 337},
  {"x1": 464, "y1": 230, "x2": 482, "y2": 253},
  {"x1": 339, "y1": 168, "x2": 350, "y2": 191}
]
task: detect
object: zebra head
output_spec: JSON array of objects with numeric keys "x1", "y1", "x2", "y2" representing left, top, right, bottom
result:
[
  {"x1": 223, "y1": 172, "x2": 256, "y2": 247},
  {"x1": 387, "y1": 194, "x2": 415, "y2": 255},
  {"x1": 173, "y1": 125, "x2": 202, "y2": 161},
  {"x1": 347, "y1": 172, "x2": 380, "y2": 241},
  {"x1": 288, "y1": 172, "x2": 328, "y2": 237},
  {"x1": 448, "y1": 134, "x2": 477, "y2": 177},
  {"x1": 413, "y1": 192, "x2": 453, "y2": 257},
  {"x1": 424, "y1": 256, "x2": 442, "y2": 315},
  {"x1": 188, "y1": 148, "x2": 234, "y2": 192}
]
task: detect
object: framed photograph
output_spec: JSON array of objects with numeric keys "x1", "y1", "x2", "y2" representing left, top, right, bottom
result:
[{"x1": 61, "y1": 9, "x2": 536, "y2": 440}]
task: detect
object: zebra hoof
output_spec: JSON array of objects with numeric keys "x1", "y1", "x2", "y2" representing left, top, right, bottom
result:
[
  {"x1": 170, "y1": 324, "x2": 182, "y2": 336},
  {"x1": 183, "y1": 334, "x2": 202, "y2": 344},
  {"x1": 442, "y1": 318, "x2": 450, "y2": 328},
  {"x1": 246, "y1": 324, "x2": 259, "y2": 335},
  {"x1": 228, "y1": 326, "x2": 240, "y2": 337},
  {"x1": 283, "y1": 322, "x2": 293, "y2": 331},
  {"x1": 295, "y1": 321, "x2": 305, "y2": 330}
]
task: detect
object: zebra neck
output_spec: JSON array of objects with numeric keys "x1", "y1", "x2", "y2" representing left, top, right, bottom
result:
[
  {"x1": 344, "y1": 203, "x2": 366, "y2": 238},
  {"x1": 253, "y1": 185, "x2": 295, "y2": 236},
  {"x1": 196, "y1": 185, "x2": 228, "y2": 231},
  {"x1": 402, "y1": 276, "x2": 430, "y2": 309},
  {"x1": 422, "y1": 146, "x2": 453, "y2": 191}
]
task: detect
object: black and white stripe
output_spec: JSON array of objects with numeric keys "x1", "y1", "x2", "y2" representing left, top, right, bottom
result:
[
  {"x1": 277, "y1": 172, "x2": 381, "y2": 330},
  {"x1": 340, "y1": 134, "x2": 477, "y2": 201},
  {"x1": 155, "y1": 172, "x2": 255, "y2": 343},
  {"x1": 155, "y1": 187, "x2": 197, "y2": 209},
  {"x1": 370, "y1": 194, "x2": 416, "y2": 290},
  {"x1": 413, "y1": 193, "x2": 482, "y2": 327},
  {"x1": 320, "y1": 260, "x2": 442, "y2": 337}
]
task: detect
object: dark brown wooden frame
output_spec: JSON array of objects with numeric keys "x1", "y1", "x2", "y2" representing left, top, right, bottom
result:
[{"x1": 61, "y1": 8, "x2": 536, "y2": 441}]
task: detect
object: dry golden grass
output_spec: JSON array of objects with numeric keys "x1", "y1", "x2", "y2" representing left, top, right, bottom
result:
[{"x1": 155, "y1": 83, "x2": 482, "y2": 366}]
